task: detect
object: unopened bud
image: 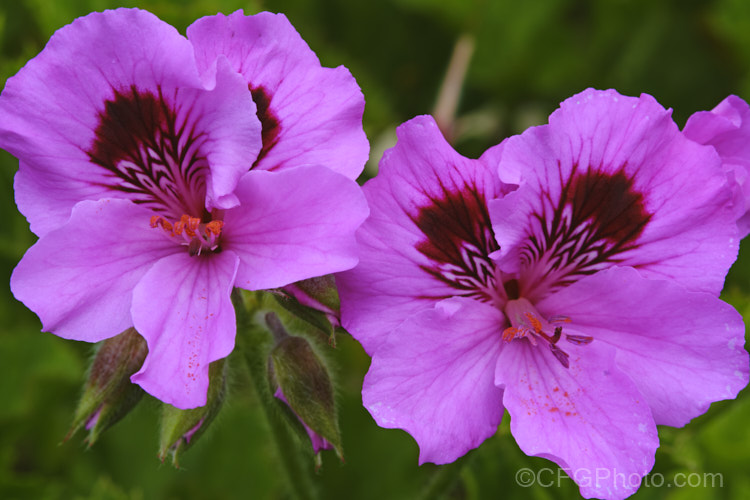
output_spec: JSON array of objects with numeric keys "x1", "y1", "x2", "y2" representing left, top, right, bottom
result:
[
  {"x1": 274, "y1": 387, "x2": 333, "y2": 456},
  {"x1": 269, "y1": 319, "x2": 343, "y2": 460},
  {"x1": 275, "y1": 275, "x2": 341, "y2": 343},
  {"x1": 158, "y1": 359, "x2": 227, "y2": 467},
  {"x1": 66, "y1": 327, "x2": 148, "y2": 445}
]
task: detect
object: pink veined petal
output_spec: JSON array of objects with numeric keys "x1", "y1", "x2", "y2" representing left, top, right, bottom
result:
[
  {"x1": 0, "y1": 8, "x2": 260, "y2": 236},
  {"x1": 496, "y1": 339, "x2": 658, "y2": 500},
  {"x1": 175, "y1": 55, "x2": 261, "y2": 211},
  {"x1": 338, "y1": 115, "x2": 511, "y2": 354},
  {"x1": 362, "y1": 298, "x2": 505, "y2": 464},
  {"x1": 187, "y1": 10, "x2": 368, "y2": 180},
  {"x1": 536, "y1": 266, "x2": 749, "y2": 427},
  {"x1": 9, "y1": 199, "x2": 179, "y2": 341},
  {"x1": 684, "y1": 95, "x2": 750, "y2": 237},
  {"x1": 130, "y1": 250, "x2": 239, "y2": 409},
  {"x1": 495, "y1": 88, "x2": 737, "y2": 297},
  {"x1": 222, "y1": 165, "x2": 368, "y2": 291}
]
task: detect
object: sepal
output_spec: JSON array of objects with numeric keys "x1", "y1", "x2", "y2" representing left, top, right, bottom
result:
[
  {"x1": 267, "y1": 313, "x2": 343, "y2": 460},
  {"x1": 158, "y1": 358, "x2": 227, "y2": 466},
  {"x1": 66, "y1": 327, "x2": 147, "y2": 445},
  {"x1": 274, "y1": 275, "x2": 341, "y2": 344}
]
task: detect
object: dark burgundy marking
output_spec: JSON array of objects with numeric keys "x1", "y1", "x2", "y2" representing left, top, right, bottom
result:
[
  {"x1": 87, "y1": 86, "x2": 208, "y2": 217},
  {"x1": 564, "y1": 169, "x2": 650, "y2": 244},
  {"x1": 250, "y1": 85, "x2": 280, "y2": 169},
  {"x1": 412, "y1": 181, "x2": 499, "y2": 301},
  {"x1": 504, "y1": 279, "x2": 520, "y2": 300},
  {"x1": 523, "y1": 164, "x2": 651, "y2": 288}
]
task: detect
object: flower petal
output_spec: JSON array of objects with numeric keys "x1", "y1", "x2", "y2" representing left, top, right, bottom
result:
[
  {"x1": 130, "y1": 250, "x2": 239, "y2": 409},
  {"x1": 223, "y1": 165, "x2": 368, "y2": 291},
  {"x1": 363, "y1": 298, "x2": 505, "y2": 464},
  {"x1": 496, "y1": 339, "x2": 658, "y2": 500},
  {"x1": 684, "y1": 95, "x2": 750, "y2": 237},
  {"x1": 180, "y1": 56, "x2": 261, "y2": 211},
  {"x1": 10, "y1": 199, "x2": 178, "y2": 341},
  {"x1": 494, "y1": 89, "x2": 737, "y2": 296},
  {"x1": 537, "y1": 266, "x2": 749, "y2": 427},
  {"x1": 187, "y1": 11, "x2": 368, "y2": 180},
  {"x1": 0, "y1": 8, "x2": 260, "y2": 235},
  {"x1": 338, "y1": 115, "x2": 510, "y2": 354}
]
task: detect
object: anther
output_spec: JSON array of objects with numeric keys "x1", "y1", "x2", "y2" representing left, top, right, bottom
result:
[{"x1": 565, "y1": 334, "x2": 594, "y2": 345}]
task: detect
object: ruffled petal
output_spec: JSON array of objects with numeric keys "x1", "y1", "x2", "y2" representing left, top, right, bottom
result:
[
  {"x1": 0, "y1": 8, "x2": 260, "y2": 235},
  {"x1": 537, "y1": 266, "x2": 749, "y2": 427},
  {"x1": 494, "y1": 89, "x2": 737, "y2": 297},
  {"x1": 684, "y1": 95, "x2": 750, "y2": 237},
  {"x1": 496, "y1": 339, "x2": 658, "y2": 500},
  {"x1": 130, "y1": 250, "x2": 239, "y2": 409},
  {"x1": 179, "y1": 56, "x2": 261, "y2": 211},
  {"x1": 338, "y1": 115, "x2": 511, "y2": 354},
  {"x1": 363, "y1": 298, "x2": 505, "y2": 464},
  {"x1": 10, "y1": 199, "x2": 178, "y2": 341},
  {"x1": 222, "y1": 165, "x2": 368, "y2": 291},
  {"x1": 187, "y1": 11, "x2": 368, "y2": 180}
]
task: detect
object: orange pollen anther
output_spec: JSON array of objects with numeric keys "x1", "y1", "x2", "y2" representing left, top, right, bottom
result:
[
  {"x1": 524, "y1": 312, "x2": 543, "y2": 333},
  {"x1": 149, "y1": 213, "x2": 225, "y2": 256},
  {"x1": 502, "y1": 298, "x2": 593, "y2": 369},
  {"x1": 205, "y1": 220, "x2": 224, "y2": 235}
]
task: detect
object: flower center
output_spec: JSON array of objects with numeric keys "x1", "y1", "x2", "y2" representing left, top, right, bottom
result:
[
  {"x1": 502, "y1": 298, "x2": 592, "y2": 368},
  {"x1": 151, "y1": 213, "x2": 224, "y2": 256}
]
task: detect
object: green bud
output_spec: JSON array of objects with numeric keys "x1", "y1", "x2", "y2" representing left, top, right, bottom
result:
[
  {"x1": 67, "y1": 328, "x2": 148, "y2": 446},
  {"x1": 269, "y1": 316, "x2": 342, "y2": 459},
  {"x1": 275, "y1": 275, "x2": 341, "y2": 344},
  {"x1": 158, "y1": 358, "x2": 227, "y2": 467}
]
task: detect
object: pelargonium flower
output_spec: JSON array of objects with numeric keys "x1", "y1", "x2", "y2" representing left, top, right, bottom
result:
[
  {"x1": 683, "y1": 95, "x2": 750, "y2": 237},
  {"x1": 0, "y1": 8, "x2": 368, "y2": 409},
  {"x1": 338, "y1": 89, "x2": 748, "y2": 499}
]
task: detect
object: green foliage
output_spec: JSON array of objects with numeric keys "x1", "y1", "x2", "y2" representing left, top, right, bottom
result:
[{"x1": 2, "y1": 0, "x2": 750, "y2": 499}]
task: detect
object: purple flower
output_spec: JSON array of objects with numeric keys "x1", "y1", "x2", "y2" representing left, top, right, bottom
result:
[
  {"x1": 0, "y1": 9, "x2": 368, "y2": 409},
  {"x1": 338, "y1": 89, "x2": 748, "y2": 499},
  {"x1": 684, "y1": 95, "x2": 750, "y2": 237}
]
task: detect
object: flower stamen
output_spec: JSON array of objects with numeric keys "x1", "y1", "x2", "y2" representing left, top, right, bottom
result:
[
  {"x1": 150, "y1": 214, "x2": 224, "y2": 256},
  {"x1": 502, "y1": 298, "x2": 592, "y2": 368}
]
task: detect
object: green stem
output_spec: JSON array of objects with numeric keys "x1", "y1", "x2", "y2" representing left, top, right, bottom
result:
[
  {"x1": 232, "y1": 289, "x2": 318, "y2": 500},
  {"x1": 419, "y1": 455, "x2": 470, "y2": 500}
]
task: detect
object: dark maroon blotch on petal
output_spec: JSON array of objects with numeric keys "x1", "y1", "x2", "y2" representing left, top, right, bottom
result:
[
  {"x1": 250, "y1": 85, "x2": 280, "y2": 169},
  {"x1": 564, "y1": 168, "x2": 651, "y2": 245},
  {"x1": 87, "y1": 86, "x2": 208, "y2": 217},
  {"x1": 412, "y1": 181, "x2": 499, "y2": 301},
  {"x1": 89, "y1": 86, "x2": 171, "y2": 169},
  {"x1": 524, "y1": 165, "x2": 652, "y2": 289},
  {"x1": 504, "y1": 279, "x2": 520, "y2": 300}
]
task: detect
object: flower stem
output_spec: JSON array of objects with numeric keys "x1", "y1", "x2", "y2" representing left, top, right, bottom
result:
[
  {"x1": 232, "y1": 289, "x2": 319, "y2": 500},
  {"x1": 418, "y1": 455, "x2": 470, "y2": 500}
]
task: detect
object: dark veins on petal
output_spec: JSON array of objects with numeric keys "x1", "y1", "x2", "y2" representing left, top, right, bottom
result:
[
  {"x1": 524, "y1": 165, "x2": 651, "y2": 290},
  {"x1": 413, "y1": 180, "x2": 499, "y2": 301},
  {"x1": 250, "y1": 85, "x2": 280, "y2": 169},
  {"x1": 87, "y1": 86, "x2": 209, "y2": 218}
]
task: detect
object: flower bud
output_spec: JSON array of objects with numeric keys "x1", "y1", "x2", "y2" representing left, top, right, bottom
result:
[
  {"x1": 274, "y1": 387, "x2": 333, "y2": 456},
  {"x1": 269, "y1": 315, "x2": 343, "y2": 460},
  {"x1": 158, "y1": 358, "x2": 227, "y2": 467},
  {"x1": 66, "y1": 327, "x2": 147, "y2": 445},
  {"x1": 275, "y1": 275, "x2": 341, "y2": 343}
]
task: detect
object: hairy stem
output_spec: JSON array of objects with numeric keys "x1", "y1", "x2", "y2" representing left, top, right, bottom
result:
[{"x1": 232, "y1": 289, "x2": 318, "y2": 500}]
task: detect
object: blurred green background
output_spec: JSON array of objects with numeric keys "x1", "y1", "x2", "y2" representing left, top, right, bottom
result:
[{"x1": 2, "y1": 0, "x2": 750, "y2": 498}]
